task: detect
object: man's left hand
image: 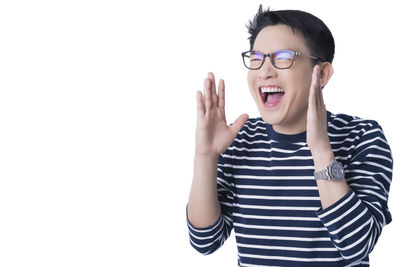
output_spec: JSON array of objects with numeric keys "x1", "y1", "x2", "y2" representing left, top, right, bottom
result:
[{"x1": 306, "y1": 65, "x2": 334, "y2": 168}]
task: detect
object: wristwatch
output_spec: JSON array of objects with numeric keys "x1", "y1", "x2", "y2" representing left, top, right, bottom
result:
[{"x1": 314, "y1": 160, "x2": 345, "y2": 180}]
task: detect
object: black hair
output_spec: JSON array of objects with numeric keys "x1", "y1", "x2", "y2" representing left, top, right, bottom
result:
[{"x1": 246, "y1": 5, "x2": 335, "y2": 63}]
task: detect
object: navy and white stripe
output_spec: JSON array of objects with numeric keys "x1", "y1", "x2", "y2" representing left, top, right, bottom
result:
[{"x1": 187, "y1": 111, "x2": 392, "y2": 266}]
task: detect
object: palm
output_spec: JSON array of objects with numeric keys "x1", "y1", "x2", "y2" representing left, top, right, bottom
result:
[
  {"x1": 195, "y1": 73, "x2": 248, "y2": 158},
  {"x1": 306, "y1": 65, "x2": 331, "y2": 154}
]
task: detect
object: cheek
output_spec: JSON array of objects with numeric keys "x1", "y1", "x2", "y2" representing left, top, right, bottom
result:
[
  {"x1": 247, "y1": 71, "x2": 257, "y2": 94},
  {"x1": 287, "y1": 72, "x2": 312, "y2": 105},
  {"x1": 247, "y1": 70, "x2": 254, "y2": 86},
  {"x1": 293, "y1": 69, "x2": 313, "y2": 90},
  {"x1": 247, "y1": 71, "x2": 253, "y2": 88}
]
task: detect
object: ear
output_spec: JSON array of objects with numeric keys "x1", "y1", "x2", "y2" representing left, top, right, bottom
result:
[{"x1": 319, "y1": 62, "x2": 334, "y2": 89}]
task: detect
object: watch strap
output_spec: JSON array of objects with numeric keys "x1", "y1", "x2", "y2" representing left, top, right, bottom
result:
[
  {"x1": 314, "y1": 160, "x2": 336, "y2": 180},
  {"x1": 314, "y1": 168, "x2": 330, "y2": 179}
]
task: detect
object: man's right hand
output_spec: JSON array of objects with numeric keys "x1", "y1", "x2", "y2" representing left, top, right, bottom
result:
[{"x1": 195, "y1": 72, "x2": 249, "y2": 158}]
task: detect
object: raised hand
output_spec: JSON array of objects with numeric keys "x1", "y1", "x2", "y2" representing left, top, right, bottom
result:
[
  {"x1": 195, "y1": 72, "x2": 249, "y2": 158},
  {"x1": 306, "y1": 65, "x2": 334, "y2": 168}
]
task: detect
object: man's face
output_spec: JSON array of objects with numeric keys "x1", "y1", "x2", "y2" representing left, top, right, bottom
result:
[{"x1": 247, "y1": 24, "x2": 316, "y2": 134}]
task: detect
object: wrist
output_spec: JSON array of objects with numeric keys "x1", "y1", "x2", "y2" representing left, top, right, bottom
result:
[
  {"x1": 194, "y1": 152, "x2": 219, "y2": 163},
  {"x1": 311, "y1": 149, "x2": 335, "y2": 172}
]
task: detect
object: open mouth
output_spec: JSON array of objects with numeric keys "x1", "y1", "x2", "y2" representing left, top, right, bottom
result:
[{"x1": 259, "y1": 86, "x2": 285, "y2": 107}]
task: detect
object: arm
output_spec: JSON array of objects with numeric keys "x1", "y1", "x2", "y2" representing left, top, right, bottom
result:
[
  {"x1": 307, "y1": 65, "x2": 392, "y2": 261},
  {"x1": 315, "y1": 124, "x2": 392, "y2": 261},
  {"x1": 188, "y1": 155, "x2": 220, "y2": 228},
  {"x1": 307, "y1": 64, "x2": 350, "y2": 209},
  {"x1": 187, "y1": 152, "x2": 236, "y2": 255},
  {"x1": 312, "y1": 150, "x2": 350, "y2": 209},
  {"x1": 187, "y1": 72, "x2": 248, "y2": 254}
]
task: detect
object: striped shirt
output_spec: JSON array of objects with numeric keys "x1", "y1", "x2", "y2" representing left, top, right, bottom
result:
[{"x1": 187, "y1": 111, "x2": 392, "y2": 266}]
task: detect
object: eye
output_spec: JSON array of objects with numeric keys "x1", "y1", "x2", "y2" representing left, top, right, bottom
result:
[
  {"x1": 274, "y1": 50, "x2": 294, "y2": 60},
  {"x1": 250, "y1": 52, "x2": 264, "y2": 61}
]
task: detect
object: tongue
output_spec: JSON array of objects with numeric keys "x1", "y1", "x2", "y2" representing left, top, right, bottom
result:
[{"x1": 266, "y1": 92, "x2": 284, "y2": 104}]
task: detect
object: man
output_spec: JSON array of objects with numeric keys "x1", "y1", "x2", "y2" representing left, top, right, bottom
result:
[{"x1": 187, "y1": 5, "x2": 392, "y2": 266}]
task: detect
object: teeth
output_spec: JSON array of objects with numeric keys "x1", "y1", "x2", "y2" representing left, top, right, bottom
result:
[{"x1": 260, "y1": 86, "x2": 284, "y2": 93}]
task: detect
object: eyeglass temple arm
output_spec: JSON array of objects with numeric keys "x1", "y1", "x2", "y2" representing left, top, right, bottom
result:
[{"x1": 295, "y1": 51, "x2": 324, "y2": 62}]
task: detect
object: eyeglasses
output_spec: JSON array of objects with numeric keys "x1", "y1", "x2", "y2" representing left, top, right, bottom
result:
[{"x1": 241, "y1": 49, "x2": 323, "y2": 70}]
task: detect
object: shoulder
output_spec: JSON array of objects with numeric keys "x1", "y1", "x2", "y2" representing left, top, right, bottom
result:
[
  {"x1": 327, "y1": 112, "x2": 392, "y2": 168},
  {"x1": 327, "y1": 111, "x2": 390, "y2": 155},
  {"x1": 236, "y1": 117, "x2": 267, "y2": 135},
  {"x1": 223, "y1": 117, "x2": 268, "y2": 153},
  {"x1": 328, "y1": 111, "x2": 382, "y2": 136},
  {"x1": 244, "y1": 117, "x2": 266, "y2": 127}
]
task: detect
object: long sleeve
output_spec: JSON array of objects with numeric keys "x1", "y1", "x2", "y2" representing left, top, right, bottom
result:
[
  {"x1": 315, "y1": 121, "x2": 392, "y2": 261},
  {"x1": 187, "y1": 151, "x2": 235, "y2": 255}
]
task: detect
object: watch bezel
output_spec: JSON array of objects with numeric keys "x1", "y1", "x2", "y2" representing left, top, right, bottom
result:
[{"x1": 329, "y1": 161, "x2": 344, "y2": 180}]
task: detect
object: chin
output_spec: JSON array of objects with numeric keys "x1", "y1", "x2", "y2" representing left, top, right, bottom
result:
[{"x1": 259, "y1": 110, "x2": 285, "y2": 125}]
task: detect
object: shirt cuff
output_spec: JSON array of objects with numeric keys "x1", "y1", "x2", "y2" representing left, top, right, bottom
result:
[
  {"x1": 186, "y1": 204, "x2": 224, "y2": 235},
  {"x1": 186, "y1": 204, "x2": 225, "y2": 254},
  {"x1": 315, "y1": 188, "x2": 371, "y2": 243},
  {"x1": 315, "y1": 188, "x2": 354, "y2": 217}
]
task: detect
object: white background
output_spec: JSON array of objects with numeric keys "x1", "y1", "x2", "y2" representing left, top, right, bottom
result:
[{"x1": 0, "y1": 0, "x2": 399, "y2": 266}]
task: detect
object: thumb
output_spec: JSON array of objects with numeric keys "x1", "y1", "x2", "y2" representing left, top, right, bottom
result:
[{"x1": 230, "y1": 114, "x2": 249, "y2": 135}]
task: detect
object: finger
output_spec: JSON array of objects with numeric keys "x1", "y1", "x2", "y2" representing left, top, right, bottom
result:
[
  {"x1": 217, "y1": 79, "x2": 225, "y2": 109},
  {"x1": 319, "y1": 72, "x2": 327, "y2": 108},
  {"x1": 196, "y1": 90, "x2": 205, "y2": 118},
  {"x1": 314, "y1": 65, "x2": 321, "y2": 102},
  {"x1": 208, "y1": 72, "x2": 218, "y2": 107},
  {"x1": 230, "y1": 114, "x2": 249, "y2": 136},
  {"x1": 315, "y1": 67, "x2": 324, "y2": 107},
  {"x1": 204, "y1": 77, "x2": 212, "y2": 112},
  {"x1": 208, "y1": 72, "x2": 216, "y2": 92},
  {"x1": 308, "y1": 65, "x2": 319, "y2": 108},
  {"x1": 318, "y1": 81, "x2": 325, "y2": 108}
]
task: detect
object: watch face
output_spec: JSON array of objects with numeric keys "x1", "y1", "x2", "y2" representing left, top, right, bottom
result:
[{"x1": 331, "y1": 161, "x2": 344, "y2": 179}]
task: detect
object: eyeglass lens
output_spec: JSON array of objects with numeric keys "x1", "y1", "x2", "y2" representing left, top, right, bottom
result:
[{"x1": 243, "y1": 50, "x2": 295, "y2": 69}]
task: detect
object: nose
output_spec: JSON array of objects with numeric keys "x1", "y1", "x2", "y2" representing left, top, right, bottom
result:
[{"x1": 257, "y1": 56, "x2": 277, "y2": 80}]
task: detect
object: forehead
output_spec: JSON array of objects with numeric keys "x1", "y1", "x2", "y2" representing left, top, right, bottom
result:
[{"x1": 253, "y1": 24, "x2": 308, "y2": 53}]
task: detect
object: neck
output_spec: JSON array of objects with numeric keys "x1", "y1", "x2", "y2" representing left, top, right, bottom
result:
[{"x1": 272, "y1": 116, "x2": 307, "y2": 135}]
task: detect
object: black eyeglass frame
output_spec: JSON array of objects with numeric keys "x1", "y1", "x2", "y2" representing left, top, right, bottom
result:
[{"x1": 241, "y1": 50, "x2": 324, "y2": 70}]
